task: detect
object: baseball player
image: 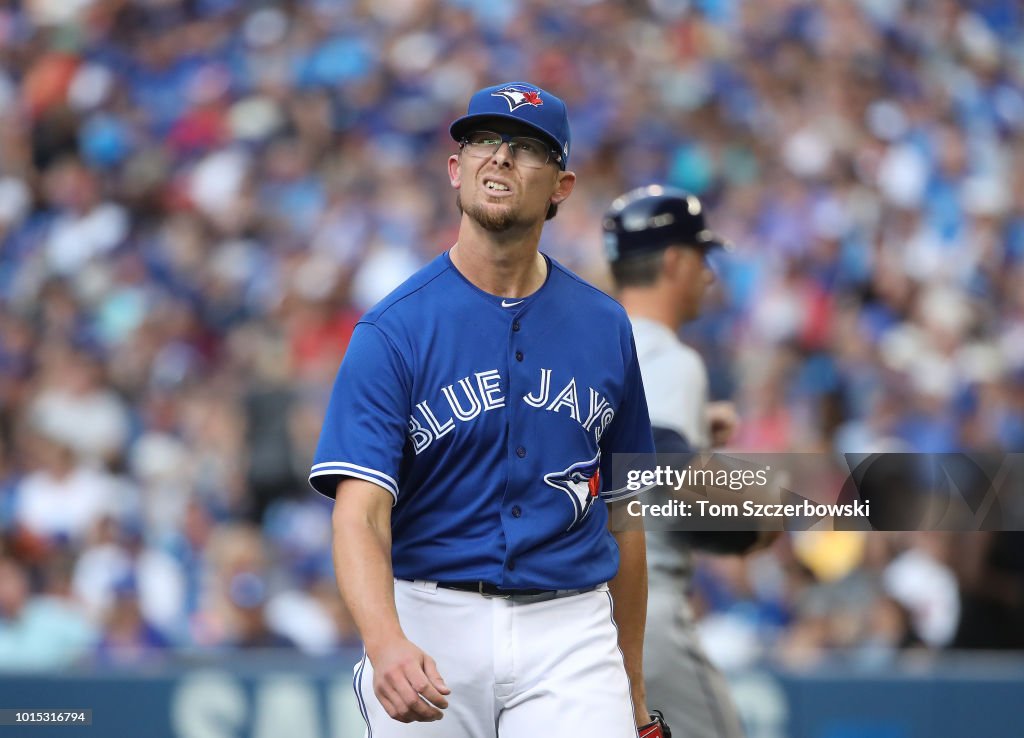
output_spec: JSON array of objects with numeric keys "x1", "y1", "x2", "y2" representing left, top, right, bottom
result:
[
  {"x1": 311, "y1": 83, "x2": 669, "y2": 737},
  {"x1": 604, "y1": 186, "x2": 759, "y2": 738}
]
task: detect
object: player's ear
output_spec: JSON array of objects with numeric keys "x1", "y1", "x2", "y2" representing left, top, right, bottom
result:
[
  {"x1": 448, "y1": 154, "x2": 462, "y2": 189},
  {"x1": 661, "y1": 245, "x2": 681, "y2": 277},
  {"x1": 550, "y1": 169, "x2": 576, "y2": 206}
]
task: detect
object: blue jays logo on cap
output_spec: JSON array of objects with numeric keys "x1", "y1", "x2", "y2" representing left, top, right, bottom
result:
[
  {"x1": 450, "y1": 81, "x2": 572, "y2": 169},
  {"x1": 492, "y1": 84, "x2": 545, "y2": 111},
  {"x1": 544, "y1": 452, "x2": 601, "y2": 530}
]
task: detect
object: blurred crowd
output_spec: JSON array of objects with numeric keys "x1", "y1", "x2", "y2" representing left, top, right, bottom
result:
[{"x1": 1, "y1": 0, "x2": 1023, "y2": 670}]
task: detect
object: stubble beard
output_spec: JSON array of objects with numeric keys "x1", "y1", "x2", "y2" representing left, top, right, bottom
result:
[{"x1": 457, "y1": 192, "x2": 526, "y2": 233}]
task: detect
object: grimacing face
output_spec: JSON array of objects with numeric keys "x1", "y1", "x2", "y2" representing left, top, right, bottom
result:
[{"x1": 449, "y1": 119, "x2": 573, "y2": 233}]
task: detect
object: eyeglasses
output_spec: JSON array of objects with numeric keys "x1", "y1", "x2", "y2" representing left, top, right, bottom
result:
[{"x1": 459, "y1": 130, "x2": 562, "y2": 169}]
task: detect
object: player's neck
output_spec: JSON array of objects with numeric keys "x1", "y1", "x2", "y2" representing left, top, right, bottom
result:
[
  {"x1": 618, "y1": 290, "x2": 683, "y2": 333},
  {"x1": 450, "y1": 229, "x2": 547, "y2": 299}
]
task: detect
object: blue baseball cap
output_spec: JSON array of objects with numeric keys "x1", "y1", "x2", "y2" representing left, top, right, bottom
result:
[{"x1": 450, "y1": 82, "x2": 571, "y2": 170}]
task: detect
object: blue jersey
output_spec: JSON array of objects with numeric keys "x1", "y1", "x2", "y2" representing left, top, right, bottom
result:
[{"x1": 310, "y1": 251, "x2": 655, "y2": 590}]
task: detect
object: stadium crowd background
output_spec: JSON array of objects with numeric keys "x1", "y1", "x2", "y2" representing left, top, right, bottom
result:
[{"x1": 1, "y1": 0, "x2": 1023, "y2": 671}]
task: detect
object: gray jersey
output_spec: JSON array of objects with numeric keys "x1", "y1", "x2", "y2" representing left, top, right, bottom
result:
[
  {"x1": 631, "y1": 317, "x2": 746, "y2": 738},
  {"x1": 632, "y1": 317, "x2": 709, "y2": 447},
  {"x1": 632, "y1": 318, "x2": 707, "y2": 574}
]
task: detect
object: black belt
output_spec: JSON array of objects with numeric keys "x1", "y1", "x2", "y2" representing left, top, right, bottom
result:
[
  {"x1": 437, "y1": 581, "x2": 550, "y2": 596},
  {"x1": 434, "y1": 581, "x2": 597, "y2": 600}
]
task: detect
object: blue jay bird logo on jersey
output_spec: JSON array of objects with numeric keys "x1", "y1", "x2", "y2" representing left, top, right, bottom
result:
[
  {"x1": 544, "y1": 452, "x2": 602, "y2": 531},
  {"x1": 492, "y1": 85, "x2": 545, "y2": 111}
]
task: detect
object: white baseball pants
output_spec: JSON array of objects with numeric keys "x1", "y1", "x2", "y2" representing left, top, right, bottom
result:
[{"x1": 353, "y1": 579, "x2": 639, "y2": 737}]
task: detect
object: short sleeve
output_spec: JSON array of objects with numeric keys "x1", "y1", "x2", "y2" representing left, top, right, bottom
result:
[
  {"x1": 309, "y1": 322, "x2": 411, "y2": 502},
  {"x1": 646, "y1": 344, "x2": 708, "y2": 449},
  {"x1": 598, "y1": 333, "x2": 656, "y2": 501}
]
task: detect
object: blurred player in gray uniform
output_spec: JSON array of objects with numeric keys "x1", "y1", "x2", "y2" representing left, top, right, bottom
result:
[{"x1": 604, "y1": 185, "x2": 759, "y2": 738}]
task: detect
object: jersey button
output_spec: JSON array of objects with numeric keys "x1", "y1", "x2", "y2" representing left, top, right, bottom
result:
[
  {"x1": 512, "y1": 321, "x2": 520, "y2": 332},
  {"x1": 511, "y1": 506, "x2": 522, "y2": 518},
  {"x1": 515, "y1": 351, "x2": 523, "y2": 362},
  {"x1": 507, "y1": 560, "x2": 516, "y2": 570},
  {"x1": 516, "y1": 446, "x2": 526, "y2": 458}
]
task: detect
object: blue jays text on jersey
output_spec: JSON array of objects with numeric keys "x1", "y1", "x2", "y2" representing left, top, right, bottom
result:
[
  {"x1": 310, "y1": 251, "x2": 655, "y2": 591},
  {"x1": 408, "y1": 367, "x2": 617, "y2": 453}
]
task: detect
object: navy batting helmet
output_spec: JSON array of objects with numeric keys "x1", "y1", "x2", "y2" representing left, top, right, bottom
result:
[{"x1": 602, "y1": 185, "x2": 728, "y2": 263}]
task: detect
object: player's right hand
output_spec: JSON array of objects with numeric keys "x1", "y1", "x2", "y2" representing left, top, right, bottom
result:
[
  {"x1": 370, "y1": 638, "x2": 451, "y2": 723},
  {"x1": 707, "y1": 400, "x2": 739, "y2": 447}
]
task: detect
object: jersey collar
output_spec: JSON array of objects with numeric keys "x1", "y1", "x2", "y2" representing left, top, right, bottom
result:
[{"x1": 443, "y1": 249, "x2": 552, "y2": 312}]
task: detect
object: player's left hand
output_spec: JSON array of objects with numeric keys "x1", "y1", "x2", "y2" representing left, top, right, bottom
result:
[
  {"x1": 707, "y1": 401, "x2": 739, "y2": 447},
  {"x1": 638, "y1": 710, "x2": 672, "y2": 737}
]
